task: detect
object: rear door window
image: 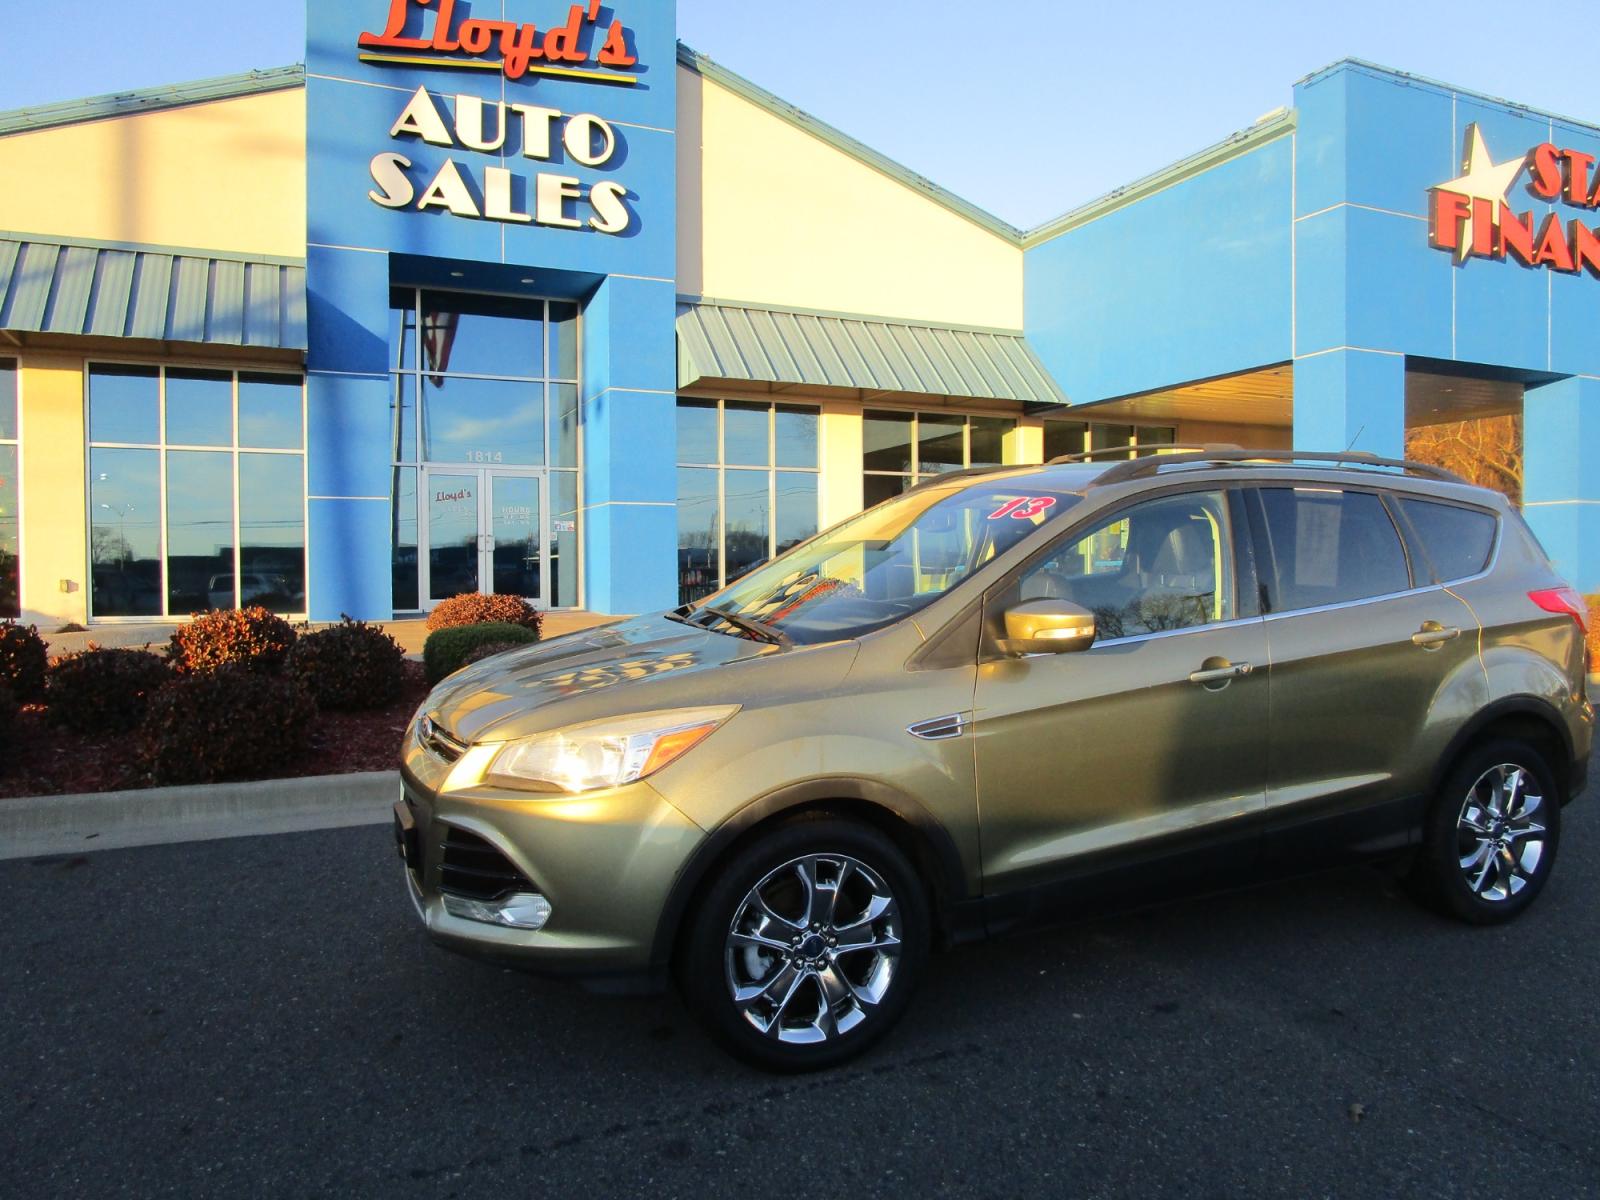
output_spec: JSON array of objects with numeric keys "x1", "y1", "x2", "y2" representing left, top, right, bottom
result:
[
  {"x1": 1258, "y1": 488, "x2": 1410, "y2": 611},
  {"x1": 1398, "y1": 498, "x2": 1498, "y2": 582}
]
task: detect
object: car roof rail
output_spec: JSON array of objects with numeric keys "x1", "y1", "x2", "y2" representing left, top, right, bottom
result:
[
  {"x1": 1086, "y1": 447, "x2": 1471, "y2": 489},
  {"x1": 1046, "y1": 442, "x2": 1241, "y2": 465}
]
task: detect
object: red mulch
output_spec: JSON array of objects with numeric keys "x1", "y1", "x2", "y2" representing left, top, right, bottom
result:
[{"x1": 0, "y1": 661, "x2": 430, "y2": 799}]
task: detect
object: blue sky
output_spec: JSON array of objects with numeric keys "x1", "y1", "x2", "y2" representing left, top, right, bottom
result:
[{"x1": 2, "y1": 1, "x2": 1594, "y2": 228}]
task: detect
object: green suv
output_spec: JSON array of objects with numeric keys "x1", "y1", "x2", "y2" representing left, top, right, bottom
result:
[{"x1": 395, "y1": 447, "x2": 1592, "y2": 1070}]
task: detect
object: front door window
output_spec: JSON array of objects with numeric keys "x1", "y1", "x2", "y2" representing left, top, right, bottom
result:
[{"x1": 423, "y1": 469, "x2": 545, "y2": 605}]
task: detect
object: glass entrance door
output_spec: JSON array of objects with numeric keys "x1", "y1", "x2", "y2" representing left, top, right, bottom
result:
[{"x1": 423, "y1": 469, "x2": 545, "y2": 605}]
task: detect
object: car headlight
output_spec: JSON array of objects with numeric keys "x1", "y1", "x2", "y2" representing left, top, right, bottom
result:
[{"x1": 467, "y1": 706, "x2": 740, "y2": 794}]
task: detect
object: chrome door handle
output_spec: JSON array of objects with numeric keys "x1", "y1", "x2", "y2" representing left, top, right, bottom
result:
[
  {"x1": 1412, "y1": 623, "x2": 1461, "y2": 648},
  {"x1": 1189, "y1": 661, "x2": 1253, "y2": 685}
]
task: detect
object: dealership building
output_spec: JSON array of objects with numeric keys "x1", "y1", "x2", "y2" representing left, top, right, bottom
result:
[{"x1": 0, "y1": 1, "x2": 1597, "y2": 628}]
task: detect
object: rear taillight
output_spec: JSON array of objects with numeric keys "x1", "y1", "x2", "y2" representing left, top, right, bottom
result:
[{"x1": 1529, "y1": 586, "x2": 1588, "y2": 634}]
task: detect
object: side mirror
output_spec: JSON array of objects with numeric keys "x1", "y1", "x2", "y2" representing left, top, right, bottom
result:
[{"x1": 998, "y1": 599, "x2": 1096, "y2": 656}]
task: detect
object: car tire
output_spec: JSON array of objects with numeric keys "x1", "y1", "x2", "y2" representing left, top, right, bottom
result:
[
  {"x1": 1409, "y1": 738, "x2": 1562, "y2": 925},
  {"x1": 678, "y1": 814, "x2": 930, "y2": 1072}
]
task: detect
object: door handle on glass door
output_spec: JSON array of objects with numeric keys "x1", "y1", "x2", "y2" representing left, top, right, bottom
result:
[
  {"x1": 1412, "y1": 622, "x2": 1461, "y2": 648},
  {"x1": 1188, "y1": 659, "x2": 1252, "y2": 686}
]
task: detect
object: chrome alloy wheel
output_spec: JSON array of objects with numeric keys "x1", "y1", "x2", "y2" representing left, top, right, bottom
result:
[
  {"x1": 1456, "y1": 763, "x2": 1547, "y2": 903},
  {"x1": 724, "y1": 854, "x2": 903, "y2": 1044}
]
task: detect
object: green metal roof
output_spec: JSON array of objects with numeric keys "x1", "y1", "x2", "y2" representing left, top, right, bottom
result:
[
  {"x1": 677, "y1": 299, "x2": 1066, "y2": 407},
  {"x1": 0, "y1": 67, "x2": 305, "y2": 137},
  {"x1": 0, "y1": 233, "x2": 306, "y2": 350}
]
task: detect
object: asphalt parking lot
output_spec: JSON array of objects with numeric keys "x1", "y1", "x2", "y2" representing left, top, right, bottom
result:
[{"x1": 4, "y1": 797, "x2": 1598, "y2": 1199}]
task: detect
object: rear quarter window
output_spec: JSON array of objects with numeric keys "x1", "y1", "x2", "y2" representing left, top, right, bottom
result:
[{"x1": 1399, "y1": 498, "x2": 1498, "y2": 582}]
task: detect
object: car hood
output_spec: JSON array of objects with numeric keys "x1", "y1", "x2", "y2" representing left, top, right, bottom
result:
[{"x1": 424, "y1": 614, "x2": 785, "y2": 744}]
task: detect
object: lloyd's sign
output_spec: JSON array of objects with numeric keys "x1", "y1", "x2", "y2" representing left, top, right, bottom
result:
[
  {"x1": 1429, "y1": 123, "x2": 1600, "y2": 277},
  {"x1": 360, "y1": 0, "x2": 638, "y2": 234}
]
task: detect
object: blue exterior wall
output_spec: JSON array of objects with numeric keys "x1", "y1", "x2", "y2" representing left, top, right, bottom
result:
[
  {"x1": 1024, "y1": 136, "x2": 1293, "y2": 404},
  {"x1": 1022, "y1": 58, "x2": 1599, "y2": 585},
  {"x1": 304, "y1": 0, "x2": 677, "y2": 618}
]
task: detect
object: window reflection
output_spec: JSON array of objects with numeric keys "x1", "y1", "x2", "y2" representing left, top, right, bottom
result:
[
  {"x1": 421, "y1": 291, "x2": 543, "y2": 379},
  {"x1": 550, "y1": 383, "x2": 579, "y2": 469},
  {"x1": 422, "y1": 376, "x2": 544, "y2": 465},
  {"x1": 89, "y1": 365, "x2": 159, "y2": 445},
  {"x1": 550, "y1": 471, "x2": 580, "y2": 609},
  {"x1": 91, "y1": 448, "x2": 163, "y2": 617},
  {"x1": 392, "y1": 467, "x2": 419, "y2": 611},
  {"x1": 239, "y1": 374, "x2": 303, "y2": 450},
  {"x1": 165, "y1": 369, "x2": 233, "y2": 447},
  {"x1": 677, "y1": 466, "x2": 719, "y2": 605},
  {"x1": 775, "y1": 405, "x2": 819, "y2": 469},
  {"x1": 548, "y1": 302, "x2": 579, "y2": 380},
  {"x1": 0, "y1": 359, "x2": 17, "y2": 441},
  {"x1": 166, "y1": 451, "x2": 234, "y2": 614},
  {"x1": 776, "y1": 472, "x2": 818, "y2": 554},
  {"x1": 723, "y1": 469, "x2": 770, "y2": 584},
  {"x1": 87, "y1": 367, "x2": 306, "y2": 618},
  {"x1": 239, "y1": 454, "x2": 306, "y2": 612},
  {"x1": 863, "y1": 410, "x2": 1017, "y2": 502},
  {"x1": 724, "y1": 402, "x2": 769, "y2": 467},
  {"x1": 0, "y1": 445, "x2": 17, "y2": 618}
]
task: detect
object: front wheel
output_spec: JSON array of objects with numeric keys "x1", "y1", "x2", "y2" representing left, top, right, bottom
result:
[
  {"x1": 1410, "y1": 739, "x2": 1562, "y2": 924},
  {"x1": 678, "y1": 816, "x2": 929, "y2": 1072}
]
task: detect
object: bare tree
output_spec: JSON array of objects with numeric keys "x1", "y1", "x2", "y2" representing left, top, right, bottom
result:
[{"x1": 1406, "y1": 414, "x2": 1522, "y2": 504}]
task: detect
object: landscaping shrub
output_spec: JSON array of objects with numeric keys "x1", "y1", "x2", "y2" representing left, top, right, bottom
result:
[
  {"x1": 1587, "y1": 594, "x2": 1600, "y2": 673},
  {"x1": 140, "y1": 666, "x2": 317, "y2": 786},
  {"x1": 289, "y1": 616, "x2": 405, "y2": 711},
  {"x1": 47, "y1": 647, "x2": 171, "y2": 734},
  {"x1": 425, "y1": 592, "x2": 543, "y2": 634},
  {"x1": 461, "y1": 640, "x2": 533, "y2": 668},
  {"x1": 0, "y1": 680, "x2": 16, "y2": 752},
  {"x1": 167, "y1": 607, "x2": 297, "y2": 676},
  {"x1": 0, "y1": 619, "x2": 48, "y2": 702},
  {"x1": 423, "y1": 621, "x2": 539, "y2": 684}
]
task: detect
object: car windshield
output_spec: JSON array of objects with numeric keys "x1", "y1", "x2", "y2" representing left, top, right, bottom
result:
[{"x1": 691, "y1": 478, "x2": 1080, "y2": 644}]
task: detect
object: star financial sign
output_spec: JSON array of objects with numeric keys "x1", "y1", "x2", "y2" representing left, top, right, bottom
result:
[
  {"x1": 359, "y1": 0, "x2": 639, "y2": 235},
  {"x1": 1428, "y1": 124, "x2": 1600, "y2": 278}
]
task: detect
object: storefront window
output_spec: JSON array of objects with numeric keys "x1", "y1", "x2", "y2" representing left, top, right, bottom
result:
[
  {"x1": 675, "y1": 400, "x2": 820, "y2": 606},
  {"x1": 1, "y1": 359, "x2": 18, "y2": 618},
  {"x1": 862, "y1": 409, "x2": 1018, "y2": 505},
  {"x1": 87, "y1": 365, "x2": 306, "y2": 619},
  {"x1": 1043, "y1": 420, "x2": 1177, "y2": 461},
  {"x1": 389, "y1": 289, "x2": 582, "y2": 611}
]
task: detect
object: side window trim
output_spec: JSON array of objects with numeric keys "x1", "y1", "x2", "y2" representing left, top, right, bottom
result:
[{"x1": 1376, "y1": 492, "x2": 1419, "y2": 591}]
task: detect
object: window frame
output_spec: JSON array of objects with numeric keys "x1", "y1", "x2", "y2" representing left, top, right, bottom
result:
[
  {"x1": 1244, "y1": 484, "x2": 1428, "y2": 619},
  {"x1": 980, "y1": 482, "x2": 1254, "y2": 658},
  {"x1": 1040, "y1": 419, "x2": 1179, "y2": 463},
  {"x1": 674, "y1": 397, "x2": 822, "y2": 605},
  {"x1": 83, "y1": 359, "x2": 309, "y2": 622},
  {"x1": 387, "y1": 286, "x2": 585, "y2": 613},
  {"x1": 0, "y1": 357, "x2": 20, "y2": 619},
  {"x1": 861, "y1": 407, "x2": 1019, "y2": 499}
]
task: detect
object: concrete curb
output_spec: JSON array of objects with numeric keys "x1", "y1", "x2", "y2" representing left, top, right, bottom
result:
[{"x1": 0, "y1": 771, "x2": 397, "y2": 861}]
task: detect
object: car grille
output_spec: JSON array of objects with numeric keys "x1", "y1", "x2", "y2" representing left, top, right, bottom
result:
[
  {"x1": 439, "y1": 827, "x2": 533, "y2": 902},
  {"x1": 421, "y1": 716, "x2": 467, "y2": 763}
]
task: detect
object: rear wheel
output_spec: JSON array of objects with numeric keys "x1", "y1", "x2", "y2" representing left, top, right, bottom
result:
[
  {"x1": 1410, "y1": 739, "x2": 1561, "y2": 924},
  {"x1": 678, "y1": 816, "x2": 929, "y2": 1072}
]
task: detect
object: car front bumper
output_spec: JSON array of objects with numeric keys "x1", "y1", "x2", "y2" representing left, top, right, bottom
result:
[{"x1": 395, "y1": 747, "x2": 707, "y2": 991}]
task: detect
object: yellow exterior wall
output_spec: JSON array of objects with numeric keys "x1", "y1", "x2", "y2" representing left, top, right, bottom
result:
[
  {"x1": 0, "y1": 88, "x2": 305, "y2": 257},
  {"x1": 679, "y1": 67, "x2": 1024, "y2": 330},
  {"x1": 818, "y1": 404, "x2": 865, "y2": 527},
  {"x1": 17, "y1": 355, "x2": 88, "y2": 628}
]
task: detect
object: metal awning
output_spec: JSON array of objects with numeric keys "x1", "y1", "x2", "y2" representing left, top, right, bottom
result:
[
  {"x1": 0, "y1": 233, "x2": 306, "y2": 351},
  {"x1": 677, "y1": 299, "x2": 1066, "y2": 407}
]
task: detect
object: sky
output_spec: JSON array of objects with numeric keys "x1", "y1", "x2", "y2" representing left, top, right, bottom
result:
[{"x1": 2, "y1": 1, "x2": 1595, "y2": 229}]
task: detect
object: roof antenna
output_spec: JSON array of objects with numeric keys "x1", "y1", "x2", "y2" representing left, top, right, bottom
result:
[{"x1": 1344, "y1": 425, "x2": 1365, "y2": 453}]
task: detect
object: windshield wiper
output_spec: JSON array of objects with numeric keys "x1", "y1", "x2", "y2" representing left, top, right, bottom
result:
[{"x1": 696, "y1": 605, "x2": 791, "y2": 646}]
